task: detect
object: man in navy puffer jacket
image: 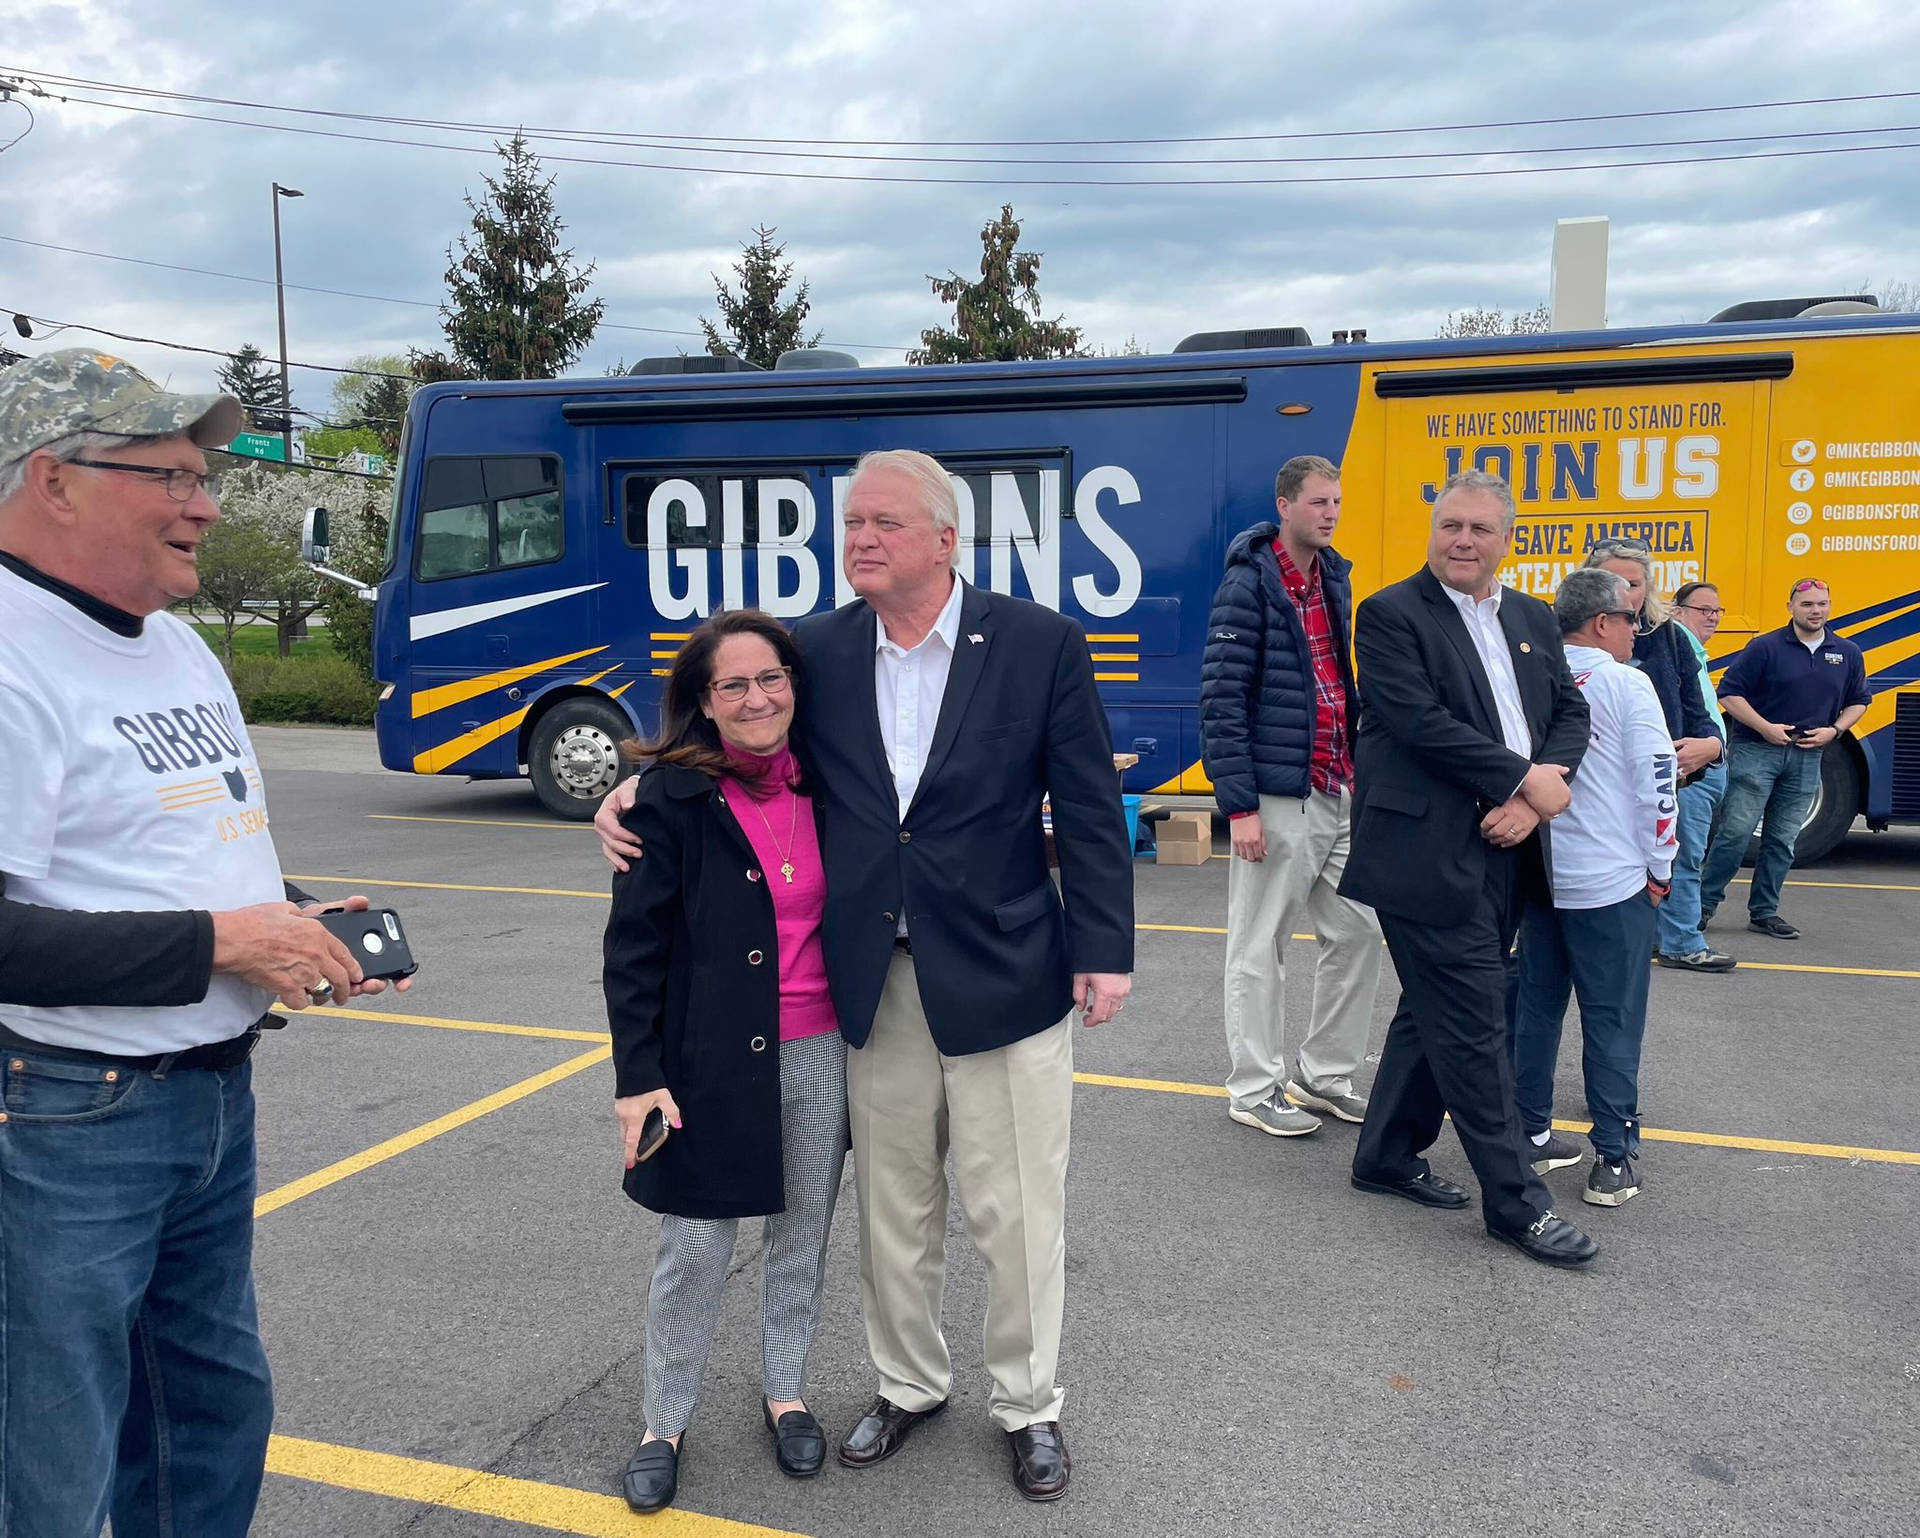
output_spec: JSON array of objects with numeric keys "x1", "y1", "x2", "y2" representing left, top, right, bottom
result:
[{"x1": 1200, "y1": 456, "x2": 1382, "y2": 1139}]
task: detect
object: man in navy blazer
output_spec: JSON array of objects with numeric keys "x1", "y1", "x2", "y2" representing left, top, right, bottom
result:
[
  {"x1": 598, "y1": 449, "x2": 1133, "y2": 1500},
  {"x1": 1339, "y1": 470, "x2": 1600, "y2": 1269}
]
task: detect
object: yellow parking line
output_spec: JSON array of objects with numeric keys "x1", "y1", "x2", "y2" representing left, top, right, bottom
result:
[
  {"x1": 265, "y1": 1435, "x2": 803, "y2": 1536},
  {"x1": 253, "y1": 1045, "x2": 609, "y2": 1217},
  {"x1": 368, "y1": 813, "x2": 590, "y2": 831},
  {"x1": 1067, "y1": 1073, "x2": 1918, "y2": 1165},
  {"x1": 1736, "y1": 960, "x2": 1920, "y2": 980},
  {"x1": 287, "y1": 874, "x2": 607, "y2": 899},
  {"x1": 307, "y1": 1003, "x2": 605, "y2": 1043}
]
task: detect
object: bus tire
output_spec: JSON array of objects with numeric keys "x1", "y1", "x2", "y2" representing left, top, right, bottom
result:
[
  {"x1": 527, "y1": 695, "x2": 633, "y2": 820},
  {"x1": 1743, "y1": 740, "x2": 1860, "y2": 867}
]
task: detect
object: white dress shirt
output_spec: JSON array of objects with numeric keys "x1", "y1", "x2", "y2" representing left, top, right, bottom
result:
[
  {"x1": 875, "y1": 574, "x2": 966, "y2": 824},
  {"x1": 1441, "y1": 580, "x2": 1534, "y2": 761}
]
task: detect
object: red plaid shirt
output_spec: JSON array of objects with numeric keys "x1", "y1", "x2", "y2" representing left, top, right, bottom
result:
[{"x1": 1274, "y1": 539, "x2": 1353, "y2": 794}]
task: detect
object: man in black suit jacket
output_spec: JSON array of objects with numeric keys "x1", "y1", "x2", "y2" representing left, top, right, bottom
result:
[
  {"x1": 596, "y1": 449, "x2": 1133, "y2": 1500},
  {"x1": 1339, "y1": 470, "x2": 1601, "y2": 1268}
]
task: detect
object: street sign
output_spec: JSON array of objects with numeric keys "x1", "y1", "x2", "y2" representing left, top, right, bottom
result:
[{"x1": 226, "y1": 430, "x2": 287, "y2": 463}]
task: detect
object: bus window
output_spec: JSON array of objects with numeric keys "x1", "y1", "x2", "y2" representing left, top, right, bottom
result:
[{"x1": 415, "y1": 455, "x2": 563, "y2": 581}]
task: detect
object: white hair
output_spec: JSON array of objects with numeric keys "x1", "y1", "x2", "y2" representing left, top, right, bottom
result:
[
  {"x1": 847, "y1": 448, "x2": 962, "y2": 570},
  {"x1": 0, "y1": 430, "x2": 145, "y2": 502},
  {"x1": 1431, "y1": 467, "x2": 1518, "y2": 529}
]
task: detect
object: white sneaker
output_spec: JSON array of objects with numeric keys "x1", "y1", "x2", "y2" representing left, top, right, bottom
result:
[{"x1": 1227, "y1": 1096, "x2": 1320, "y2": 1137}]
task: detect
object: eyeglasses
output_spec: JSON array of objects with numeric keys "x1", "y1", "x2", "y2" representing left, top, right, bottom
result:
[
  {"x1": 1791, "y1": 579, "x2": 1829, "y2": 595},
  {"x1": 1677, "y1": 602, "x2": 1725, "y2": 619},
  {"x1": 67, "y1": 458, "x2": 220, "y2": 502},
  {"x1": 1602, "y1": 608, "x2": 1638, "y2": 622},
  {"x1": 708, "y1": 667, "x2": 793, "y2": 702}
]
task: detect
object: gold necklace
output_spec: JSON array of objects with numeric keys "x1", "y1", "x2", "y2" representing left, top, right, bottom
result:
[{"x1": 741, "y1": 781, "x2": 801, "y2": 883}]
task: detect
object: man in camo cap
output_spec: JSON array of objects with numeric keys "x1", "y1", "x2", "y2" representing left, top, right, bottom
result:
[{"x1": 0, "y1": 350, "x2": 402, "y2": 1536}]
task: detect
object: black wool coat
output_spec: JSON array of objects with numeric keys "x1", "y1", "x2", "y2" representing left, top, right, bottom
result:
[{"x1": 603, "y1": 762, "x2": 821, "y2": 1220}]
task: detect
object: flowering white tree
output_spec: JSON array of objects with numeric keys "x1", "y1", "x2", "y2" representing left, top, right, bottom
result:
[{"x1": 192, "y1": 463, "x2": 384, "y2": 659}]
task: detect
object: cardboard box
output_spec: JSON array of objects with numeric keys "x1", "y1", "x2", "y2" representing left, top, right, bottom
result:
[{"x1": 1154, "y1": 811, "x2": 1214, "y2": 866}]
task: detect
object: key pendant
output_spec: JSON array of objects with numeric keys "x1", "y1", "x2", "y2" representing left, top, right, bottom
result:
[{"x1": 780, "y1": 861, "x2": 796, "y2": 883}]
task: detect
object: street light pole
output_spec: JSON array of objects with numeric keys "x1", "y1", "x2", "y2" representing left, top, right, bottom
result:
[{"x1": 271, "y1": 182, "x2": 303, "y2": 464}]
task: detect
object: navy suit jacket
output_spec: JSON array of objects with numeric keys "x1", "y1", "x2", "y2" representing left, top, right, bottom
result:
[
  {"x1": 1338, "y1": 567, "x2": 1590, "y2": 924},
  {"x1": 794, "y1": 582, "x2": 1134, "y2": 1054}
]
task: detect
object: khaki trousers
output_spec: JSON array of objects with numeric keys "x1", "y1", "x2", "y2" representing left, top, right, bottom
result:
[
  {"x1": 848, "y1": 952, "x2": 1073, "y2": 1432},
  {"x1": 1223, "y1": 788, "x2": 1382, "y2": 1110}
]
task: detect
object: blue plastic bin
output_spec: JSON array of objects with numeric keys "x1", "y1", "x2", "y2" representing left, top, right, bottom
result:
[{"x1": 1122, "y1": 794, "x2": 1142, "y2": 856}]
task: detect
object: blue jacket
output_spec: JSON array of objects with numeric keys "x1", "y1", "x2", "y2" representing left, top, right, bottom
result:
[{"x1": 1199, "y1": 524, "x2": 1356, "y2": 815}]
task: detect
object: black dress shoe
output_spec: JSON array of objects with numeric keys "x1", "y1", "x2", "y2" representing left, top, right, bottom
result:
[
  {"x1": 1488, "y1": 1210, "x2": 1599, "y2": 1268},
  {"x1": 622, "y1": 1436, "x2": 679, "y2": 1514},
  {"x1": 1008, "y1": 1421, "x2": 1071, "y2": 1501},
  {"x1": 1350, "y1": 1169, "x2": 1471, "y2": 1209},
  {"x1": 838, "y1": 1395, "x2": 946, "y2": 1468},
  {"x1": 764, "y1": 1401, "x2": 826, "y2": 1478}
]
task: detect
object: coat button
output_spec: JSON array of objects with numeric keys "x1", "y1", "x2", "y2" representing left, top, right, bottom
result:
[
  {"x1": 883, "y1": 911, "x2": 895, "y2": 923},
  {"x1": 747, "y1": 949, "x2": 764, "y2": 965},
  {"x1": 747, "y1": 868, "x2": 762, "y2": 882},
  {"x1": 750, "y1": 1035, "x2": 767, "y2": 1053},
  {"x1": 899, "y1": 830, "x2": 911, "y2": 844}
]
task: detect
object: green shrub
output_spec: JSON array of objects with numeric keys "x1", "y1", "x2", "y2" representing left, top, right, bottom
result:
[{"x1": 237, "y1": 656, "x2": 378, "y2": 725}]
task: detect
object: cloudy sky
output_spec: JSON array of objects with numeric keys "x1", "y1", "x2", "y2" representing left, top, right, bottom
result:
[{"x1": 3, "y1": 0, "x2": 1917, "y2": 420}]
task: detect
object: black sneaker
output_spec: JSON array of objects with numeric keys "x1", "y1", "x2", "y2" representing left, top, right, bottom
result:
[
  {"x1": 1748, "y1": 915, "x2": 1800, "y2": 939},
  {"x1": 1528, "y1": 1130, "x2": 1586, "y2": 1174},
  {"x1": 1656, "y1": 948, "x2": 1738, "y2": 973},
  {"x1": 1583, "y1": 1156, "x2": 1642, "y2": 1207}
]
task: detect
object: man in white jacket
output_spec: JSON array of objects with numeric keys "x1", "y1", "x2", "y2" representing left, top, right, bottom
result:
[{"x1": 1508, "y1": 568, "x2": 1678, "y2": 1208}]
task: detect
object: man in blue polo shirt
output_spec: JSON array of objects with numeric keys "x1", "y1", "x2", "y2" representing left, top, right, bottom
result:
[{"x1": 1698, "y1": 579, "x2": 1871, "y2": 939}]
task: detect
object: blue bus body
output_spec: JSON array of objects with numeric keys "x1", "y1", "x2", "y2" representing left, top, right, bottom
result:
[{"x1": 369, "y1": 314, "x2": 1920, "y2": 848}]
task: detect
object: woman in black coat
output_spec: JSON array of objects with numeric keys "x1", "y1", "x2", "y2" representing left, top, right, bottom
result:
[
  {"x1": 602, "y1": 608, "x2": 847, "y2": 1514},
  {"x1": 1585, "y1": 538, "x2": 1725, "y2": 776}
]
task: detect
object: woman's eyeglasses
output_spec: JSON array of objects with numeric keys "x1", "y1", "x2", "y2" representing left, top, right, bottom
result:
[
  {"x1": 708, "y1": 667, "x2": 793, "y2": 702},
  {"x1": 67, "y1": 459, "x2": 220, "y2": 503},
  {"x1": 1677, "y1": 602, "x2": 1724, "y2": 619}
]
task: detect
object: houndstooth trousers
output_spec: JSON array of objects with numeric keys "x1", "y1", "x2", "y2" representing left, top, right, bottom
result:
[{"x1": 642, "y1": 1031, "x2": 848, "y2": 1438}]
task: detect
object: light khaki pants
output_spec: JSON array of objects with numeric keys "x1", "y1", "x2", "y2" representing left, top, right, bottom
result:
[
  {"x1": 1223, "y1": 788, "x2": 1382, "y2": 1110},
  {"x1": 848, "y1": 952, "x2": 1073, "y2": 1432}
]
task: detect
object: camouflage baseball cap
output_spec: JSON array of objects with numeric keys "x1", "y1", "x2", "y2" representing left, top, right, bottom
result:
[{"x1": 0, "y1": 348, "x2": 242, "y2": 467}]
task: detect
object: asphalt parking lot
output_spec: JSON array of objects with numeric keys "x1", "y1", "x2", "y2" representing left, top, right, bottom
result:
[{"x1": 243, "y1": 727, "x2": 1918, "y2": 1538}]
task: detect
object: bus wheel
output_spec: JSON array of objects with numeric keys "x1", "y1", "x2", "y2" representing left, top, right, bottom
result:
[
  {"x1": 1743, "y1": 741, "x2": 1860, "y2": 866},
  {"x1": 528, "y1": 696, "x2": 631, "y2": 820}
]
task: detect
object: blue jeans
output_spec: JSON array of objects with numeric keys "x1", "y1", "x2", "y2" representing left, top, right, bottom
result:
[
  {"x1": 1699, "y1": 740, "x2": 1823, "y2": 921},
  {"x1": 1507, "y1": 892, "x2": 1656, "y2": 1163},
  {"x1": 1657, "y1": 762, "x2": 1727, "y2": 955},
  {"x1": 0, "y1": 1050, "x2": 272, "y2": 1538}
]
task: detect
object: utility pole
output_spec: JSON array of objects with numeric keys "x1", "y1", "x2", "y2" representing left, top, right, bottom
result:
[{"x1": 271, "y1": 181, "x2": 303, "y2": 462}]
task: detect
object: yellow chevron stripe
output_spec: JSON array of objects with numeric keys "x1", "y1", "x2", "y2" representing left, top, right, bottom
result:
[
  {"x1": 1085, "y1": 634, "x2": 1139, "y2": 642},
  {"x1": 409, "y1": 647, "x2": 606, "y2": 720},
  {"x1": 1095, "y1": 672, "x2": 1140, "y2": 682},
  {"x1": 610, "y1": 682, "x2": 634, "y2": 699},
  {"x1": 576, "y1": 665, "x2": 623, "y2": 689},
  {"x1": 1090, "y1": 653, "x2": 1139, "y2": 662},
  {"x1": 412, "y1": 706, "x2": 530, "y2": 774},
  {"x1": 651, "y1": 648, "x2": 681, "y2": 659}
]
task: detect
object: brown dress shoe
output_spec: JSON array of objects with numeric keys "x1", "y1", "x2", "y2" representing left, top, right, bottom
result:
[
  {"x1": 1008, "y1": 1421, "x2": 1071, "y2": 1501},
  {"x1": 837, "y1": 1396, "x2": 947, "y2": 1468}
]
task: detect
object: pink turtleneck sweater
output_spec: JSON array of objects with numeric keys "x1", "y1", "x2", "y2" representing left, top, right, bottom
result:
[{"x1": 721, "y1": 741, "x2": 839, "y2": 1042}]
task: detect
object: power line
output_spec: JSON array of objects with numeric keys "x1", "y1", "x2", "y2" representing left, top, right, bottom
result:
[
  {"x1": 11, "y1": 66, "x2": 1920, "y2": 148},
  {"x1": 0, "y1": 307, "x2": 410, "y2": 377},
  {"x1": 0, "y1": 233, "x2": 914, "y2": 352},
  {"x1": 26, "y1": 89, "x2": 1920, "y2": 187}
]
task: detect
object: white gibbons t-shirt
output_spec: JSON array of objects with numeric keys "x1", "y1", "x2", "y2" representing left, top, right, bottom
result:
[
  {"x1": 0, "y1": 563, "x2": 286, "y2": 1053},
  {"x1": 1553, "y1": 644, "x2": 1680, "y2": 910}
]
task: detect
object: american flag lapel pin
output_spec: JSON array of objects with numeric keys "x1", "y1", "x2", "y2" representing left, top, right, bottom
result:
[{"x1": 969, "y1": 633, "x2": 985, "y2": 644}]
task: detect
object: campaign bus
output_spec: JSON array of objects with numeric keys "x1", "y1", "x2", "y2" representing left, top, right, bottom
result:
[{"x1": 319, "y1": 299, "x2": 1920, "y2": 861}]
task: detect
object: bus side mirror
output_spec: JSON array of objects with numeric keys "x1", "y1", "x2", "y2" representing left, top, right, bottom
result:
[{"x1": 301, "y1": 506, "x2": 330, "y2": 564}]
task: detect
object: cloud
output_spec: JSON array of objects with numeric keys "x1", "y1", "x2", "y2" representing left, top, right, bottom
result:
[{"x1": 3, "y1": 0, "x2": 1917, "y2": 408}]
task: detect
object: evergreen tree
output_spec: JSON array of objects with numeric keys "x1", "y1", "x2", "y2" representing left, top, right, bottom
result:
[
  {"x1": 325, "y1": 356, "x2": 414, "y2": 458},
  {"x1": 910, "y1": 205, "x2": 1082, "y2": 365},
  {"x1": 699, "y1": 226, "x2": 822, "y2": 369},
  {"x1": 423, "y1": 134, "x2": 605, "y2": 381},
  {"x1": 218, "y1": 342, "x2": 289, "y2": 432}
]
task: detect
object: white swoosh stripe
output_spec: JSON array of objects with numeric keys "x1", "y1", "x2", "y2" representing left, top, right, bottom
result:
[{"x1": 409, "y1": 584, "x2": 606, "y2": 642}]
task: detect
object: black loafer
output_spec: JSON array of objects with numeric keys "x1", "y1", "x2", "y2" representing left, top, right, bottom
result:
[
  {"x1": 622, "y1": 1436, "x2": 679, "y2": 1513},
  {"x1": 1350, "y1": 1169, "x2": 1471, "y2": 1209},
  {"x1": 1008, "y1": 1421, "x2": 1071, "y2": 1501},
  {"x1": 1488, "y1": 1210, "x2": 1599, "y2": 1268},
  {"x1": 764, "y1": 1401, "x2": 826, "y2": 1478},
  {"x1": 838, "y1": 1395, "x2": 947, "y2": 1468}
]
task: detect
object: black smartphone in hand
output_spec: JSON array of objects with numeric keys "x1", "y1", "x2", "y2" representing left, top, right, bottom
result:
[
  {"x1": 636, "y1": 1105, "x2": 669, "y2": 1163},
  {"x1": 314, "y1": 907, "x2": 419, "y2": 981}
]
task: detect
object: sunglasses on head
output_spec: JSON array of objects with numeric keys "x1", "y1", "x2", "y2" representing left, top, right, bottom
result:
[
  {"x1": 1791, "y1": 579, "x2": 1828, "y2": 595},
  {"x1": 1591, "y1": 537, "x2": 1651, "y2": 556}
]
